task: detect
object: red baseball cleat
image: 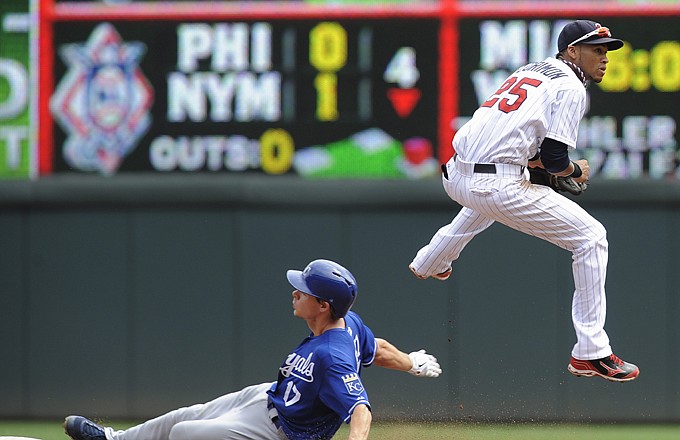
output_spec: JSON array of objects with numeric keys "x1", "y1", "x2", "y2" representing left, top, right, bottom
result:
[{"x1": 568, "y1": 354, "x2": 639, "y2": 382}]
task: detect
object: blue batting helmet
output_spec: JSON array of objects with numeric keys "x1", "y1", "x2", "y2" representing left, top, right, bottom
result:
[{"x1": 286, "y1": 259, "x2": 358, "y2": 318}]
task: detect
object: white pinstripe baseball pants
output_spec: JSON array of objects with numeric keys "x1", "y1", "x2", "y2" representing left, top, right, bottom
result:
[{"x1": 411, "y1": 158, "x2": 612, "y2": 360}]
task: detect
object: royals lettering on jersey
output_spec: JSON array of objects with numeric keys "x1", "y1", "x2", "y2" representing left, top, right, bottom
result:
[
  {"x1": 267, "y1": 311, "x2": 376, "y2": 440},
  {"x1": 280, "y1": 352, "x2": 315, "y2": 382}
]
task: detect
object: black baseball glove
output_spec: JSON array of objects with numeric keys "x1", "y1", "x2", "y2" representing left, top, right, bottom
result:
[{"x1": 528, "y1": 166, "x2": 588, "y2": 196}]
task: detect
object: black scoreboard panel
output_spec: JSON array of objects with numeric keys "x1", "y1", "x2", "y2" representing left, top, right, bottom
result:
[
  {"x1": 51, "y1": 19, "x2": 440, "y2": 177},
  {"x1": 457, "y1": 17, "x2": 680, "y2": 179},
  {"x1": 50, "y1": 13, "x2": 680, "y2": 179}
]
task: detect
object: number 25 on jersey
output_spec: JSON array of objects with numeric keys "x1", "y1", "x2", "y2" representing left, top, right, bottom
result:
[{"x1": 481, "y1": 76, "x2": 543, "y2": 113}]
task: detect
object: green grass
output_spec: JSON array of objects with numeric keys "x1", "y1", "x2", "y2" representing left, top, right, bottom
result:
[{"x1": 1, "y1": 420, "x2": 679, "y2": 440}]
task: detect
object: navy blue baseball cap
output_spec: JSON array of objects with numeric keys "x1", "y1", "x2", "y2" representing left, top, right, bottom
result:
[{"x1": 557, "y1": 20, "x2": 624, "y2": 52}]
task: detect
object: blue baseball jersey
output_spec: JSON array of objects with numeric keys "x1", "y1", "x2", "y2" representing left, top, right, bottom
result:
[{"x1": 267, "y1": 311, "x2": 377, "y2": 440}]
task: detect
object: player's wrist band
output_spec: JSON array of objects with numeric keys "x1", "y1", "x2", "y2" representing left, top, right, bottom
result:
[{"x1": 569, "y1": 161, "x2": 583, "y2": 178}]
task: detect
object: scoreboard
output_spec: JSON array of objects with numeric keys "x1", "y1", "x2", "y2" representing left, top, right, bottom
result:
[
  {"x1": 49, "y1": 17, "x2": 439, "y2": 178},
  {"x1": 41, "y1": 1, "x2": 680, "y2": 180}
]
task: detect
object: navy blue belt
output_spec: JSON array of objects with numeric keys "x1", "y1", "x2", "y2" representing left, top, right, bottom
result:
[
  {"x1": 267, "y1": 397, "x2": 281, "y2": 429},
  {"x1": 472, "y1": 163, "x2": 497, "y2": 173},
  {"x1": 441, "y1": 162, "x2": 498, "y2": 179}
]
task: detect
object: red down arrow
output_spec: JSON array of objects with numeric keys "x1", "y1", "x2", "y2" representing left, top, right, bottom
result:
[{"x1": 386, "y1": 87, "x2": 421, "y2": 118}]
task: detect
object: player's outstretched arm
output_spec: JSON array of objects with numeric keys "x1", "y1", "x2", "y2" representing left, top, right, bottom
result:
[
  {"x1": 373, "y1": 338, "x2": 442, "y2": 378},
  {"x1": 347, "y1": 404, "x2": 372, "y2": 440}
]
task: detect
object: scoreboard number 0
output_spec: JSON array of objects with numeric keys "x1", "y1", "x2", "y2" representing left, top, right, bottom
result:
[
  {"x1": 260, "y1": 128, "x2": 295, "y2": 174},
  {"x1": 309, "y1": 22, "x2": 348, "y2": 71}
]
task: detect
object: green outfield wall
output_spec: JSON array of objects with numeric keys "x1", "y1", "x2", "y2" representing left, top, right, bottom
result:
[{"x1": 1, "y1": 175, "x2": 678, "y2": 422}]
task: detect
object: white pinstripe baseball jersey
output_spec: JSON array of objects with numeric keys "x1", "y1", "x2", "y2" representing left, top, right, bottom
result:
[{"x1": 454, "y1": 57, "x2": 586, "y2": 166}]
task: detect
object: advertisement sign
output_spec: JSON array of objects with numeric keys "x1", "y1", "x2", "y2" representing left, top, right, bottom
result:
[
  {"x1": 0, "y1": 0, "x2": 35, "y2": 179},
  {"x1": 50, "y1": 19, "x2": 439, "y2": 178},
  {"x1": 457, "y1": 17, "x2": 680, "y2": 180}
]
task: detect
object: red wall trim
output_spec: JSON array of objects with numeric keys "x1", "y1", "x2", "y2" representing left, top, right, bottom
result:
[
  {"x1": 438, "y1": 0, "x2": 457, "y2": 163},
  {"x1": 52, "y1": 2, "x2": 443, "y2": 21},
  {"x1": 39, "y1": 0, "x2": 55, "y2": 174}
]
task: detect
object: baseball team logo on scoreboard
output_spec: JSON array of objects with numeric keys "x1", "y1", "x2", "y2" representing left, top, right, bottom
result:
[{"x1": 50, "y1": 23, "x2": 154, "y2": 175}]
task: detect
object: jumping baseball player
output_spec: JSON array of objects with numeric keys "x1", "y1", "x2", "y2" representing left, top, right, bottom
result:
[
  {"x1": 64, "y1": 259, "x2": 441, "y2": 440},
  {"x1": 409, "y1": 20, "x2": 639, "y2": 382}
]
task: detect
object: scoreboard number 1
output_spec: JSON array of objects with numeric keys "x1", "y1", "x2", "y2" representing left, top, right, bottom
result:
[{"x1": 314, "y1": 73, "x2": 338, "y2": 121}]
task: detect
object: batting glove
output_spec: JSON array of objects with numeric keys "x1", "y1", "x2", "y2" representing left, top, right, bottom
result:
[{"x1": 408, "y1": 349, "x2": 442, "y2": 378}]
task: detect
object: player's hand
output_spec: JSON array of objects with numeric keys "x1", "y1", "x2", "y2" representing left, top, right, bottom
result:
[
  {"x1": 572, "y1": 159, "x2": 590, "y2": 183},
  {"x1": 407, "y1": 350, "x2": 442, "y2": 378}
]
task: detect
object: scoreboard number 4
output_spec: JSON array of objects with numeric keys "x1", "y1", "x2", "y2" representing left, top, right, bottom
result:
[{"x1": 383, "y1": 47, "x2": 420, "y2": 88}]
